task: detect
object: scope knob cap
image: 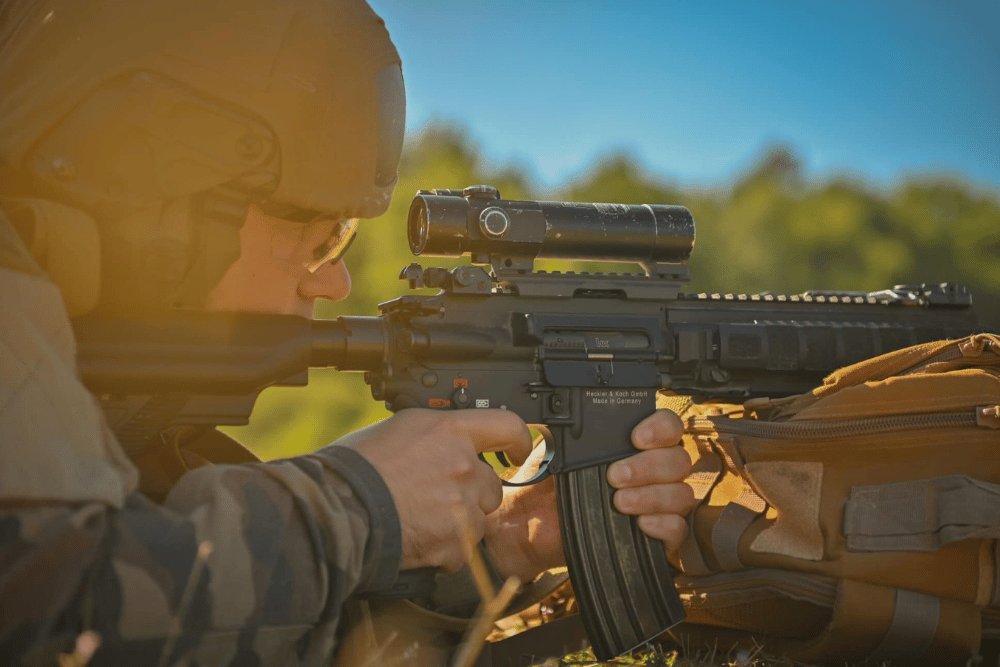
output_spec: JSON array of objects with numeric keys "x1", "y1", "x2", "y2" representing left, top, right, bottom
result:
[
  {"x1": 463, "y1": 184, "x2": 500, "y2": 200},
  {"x1": 479, "y1": 206, "x2": 511, "y2": 238}
]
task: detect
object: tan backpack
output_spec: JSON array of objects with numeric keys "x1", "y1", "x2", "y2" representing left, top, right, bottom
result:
[{"x1": 663, "y1": 333, "x2": 1000, "y2": 665}]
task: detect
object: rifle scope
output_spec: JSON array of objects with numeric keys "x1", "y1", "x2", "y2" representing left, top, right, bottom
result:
[{"x1": 408, "y1": 186, "x2": 695, "y2": 264}]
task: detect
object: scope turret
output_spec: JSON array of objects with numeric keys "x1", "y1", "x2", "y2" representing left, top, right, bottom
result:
[{"x1": 408, "y1": 185, "x2": 695, "y2": 266}]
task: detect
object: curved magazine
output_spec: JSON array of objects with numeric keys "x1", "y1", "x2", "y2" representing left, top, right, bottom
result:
[{"x1": 556, "y1": 464, "x2": 686, "y2": 660}]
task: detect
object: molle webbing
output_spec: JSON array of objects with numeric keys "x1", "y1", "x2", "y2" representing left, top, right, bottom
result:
[
  {"x1": 675, "y1": 429, "x2": 772, "y2": 575},
  {"x1": 845, "y1": 475, "x2": 1000, "y2": 552},
  {"x1": 710, "y1": 488, "x2": 766, "y2": 571},
  {"x1": 708, "y1": 436, "x2": 767, "y2": 571},
  {"x1": 870, "y1": 589, "x2": 941, "y2": 661},
  {"x1": 675, "y1": 434, "x2": 722, "y2": 576},
  {"x1": 676, "y1": 568, "x2": 839, "y2": 610}
]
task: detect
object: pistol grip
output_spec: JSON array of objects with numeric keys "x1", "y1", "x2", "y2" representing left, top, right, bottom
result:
[{"x1": 556, "y1": 463, "x2": 685, "y2": 660}]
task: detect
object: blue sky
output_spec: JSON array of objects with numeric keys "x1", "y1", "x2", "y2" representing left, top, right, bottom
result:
[{"x1": 367, "y1": 0, "x2": 999, "y2": 192}]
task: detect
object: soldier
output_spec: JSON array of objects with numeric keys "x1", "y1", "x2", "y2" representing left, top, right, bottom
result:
[{"x1": 0, "y1": 0, "x2": 695, "y2": 665}]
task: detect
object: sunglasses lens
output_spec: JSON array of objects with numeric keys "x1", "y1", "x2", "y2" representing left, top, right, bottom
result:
[{"x1": 304, "y1": 218, "x2": 359, "y2": 272}]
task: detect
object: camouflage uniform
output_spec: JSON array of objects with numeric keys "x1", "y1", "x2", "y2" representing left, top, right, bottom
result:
[
  {"x1": 0, "y1": 0, "x2": 462, "y2": 663},
  {"x1": 0, "y1": 207, "x2": 404, "y2": 667}
]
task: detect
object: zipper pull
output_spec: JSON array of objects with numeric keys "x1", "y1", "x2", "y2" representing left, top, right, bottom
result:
[
  {"x1": 743, "y1": 395, "x2": 798, "y2": 420},
  {"x1": 976, "y1": 405, "x2": 1000, "y2": 428},
  {"x1": 960, "y1": 334, "x2": 1000, "y2": 357}
]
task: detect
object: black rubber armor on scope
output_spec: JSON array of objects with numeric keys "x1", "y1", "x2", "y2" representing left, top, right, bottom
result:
[{"x1": 408, "y1": 185, "x2": 695, "y2": 265}]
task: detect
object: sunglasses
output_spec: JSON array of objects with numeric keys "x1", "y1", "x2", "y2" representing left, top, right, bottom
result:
[
  {"x1": 257, "y1": 199, "x2": 360, "y2": 272},
  {"x1": 302, "y1": 217, "x2": 359, "y2": 273}
]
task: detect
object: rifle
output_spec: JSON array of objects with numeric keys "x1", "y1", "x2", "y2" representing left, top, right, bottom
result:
[{"x1": 74, "y1": 185, "x2": 993, "y2": 660}]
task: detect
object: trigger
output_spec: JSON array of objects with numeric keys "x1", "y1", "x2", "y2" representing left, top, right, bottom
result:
[
  {"x1": 499, "y1": 446, "x2": 555, "y2": 487},
  {"x1": 478, "y1": 451, "x2": 513, "y2": 474},
  {"x1": 477, "y1": 450, "x2": 554, "y2": 486}
]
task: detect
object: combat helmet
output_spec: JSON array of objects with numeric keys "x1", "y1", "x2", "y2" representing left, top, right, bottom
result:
[{"x1": 0, "y1": 0, "x2": 405, "y2": 313}]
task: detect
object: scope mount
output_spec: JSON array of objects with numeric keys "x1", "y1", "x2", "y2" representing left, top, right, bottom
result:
[
  {"x1": 407, "y1": 185, "x2": 696, "y2": 299},
  {"x1": 399, "y1": 255, "x2": 691, "y2": 300}
]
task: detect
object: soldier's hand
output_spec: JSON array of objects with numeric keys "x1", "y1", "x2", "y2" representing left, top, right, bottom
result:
[
  {"x1": 335, "y1": 409, "x2": 532, "y2": 573},
  {"x1": 606, "y1": 408, "x2": 694, "y2": 544},
  {"x1": 485, "y1": 409, "x2": 693, "y2": 582}
]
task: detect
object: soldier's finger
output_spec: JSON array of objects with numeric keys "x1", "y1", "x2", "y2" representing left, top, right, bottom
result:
[
  {"x1": 452, "y1": 409, "x2": 533, "y2": 464},
  {"x1": 636, "y1": 513, "x2": 689, "y2": 551},
  {"x1": 443, "y1": 507, "x2": 488, "y2": 573},
  {"x1": 613, "y1": 481, "x2": 696, "y2": 517},
  {"x1": 607, "y1": 446, "x2": 692, "y2": 488},
  {"x1": 475, "y1": 460, "x2": 504, "y2": 513},
  {"x1": 631, "y1": 408, "x2": 684, "y2": 451},
  {"x1": 506, "y1": 440, "x2": 549, "y2": 484}
]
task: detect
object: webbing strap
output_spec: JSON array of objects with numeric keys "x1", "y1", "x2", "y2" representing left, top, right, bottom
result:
[
  {"x1": 870, "y1": 589, "x2": 941, "y2": 661},
  {"x1": 710, "y1": 488, "x2": 767, "y2": 571},
  {"x1": 845, "y1": 475, "x2": 1000, "y2": 552},
  {"x1": 677, "y1": 526, "x2": 713, "y2": 576},
  {"x1": 714, "y1": 436, "x2": 749, "y2": 477},
  {"x1": 677, "y1": 437, "x2": 723, "y2": 575}
]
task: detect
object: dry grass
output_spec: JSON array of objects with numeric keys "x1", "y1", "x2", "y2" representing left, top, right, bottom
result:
[
  {"x1": 479, "y1": 634, "x2": 826, "y2": 667},
  {"x1": 535, "y1": 644, "x2": 818, "y2": 667},
  {"x1": 483, "y1": 580, "x2": 894, "y2": 667},
  {"x1": 483, "y1": 638, "x2": 891, "y2": 667}
]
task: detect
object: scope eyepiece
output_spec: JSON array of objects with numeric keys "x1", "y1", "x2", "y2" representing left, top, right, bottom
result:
[{"x1": 408, "y1": 186, "x2": 695, "y2": 265}]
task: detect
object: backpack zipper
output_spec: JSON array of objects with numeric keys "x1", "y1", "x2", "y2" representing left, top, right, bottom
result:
[
  {"x1": 688, "y1": 407, "x2": 997, "y2": 440},
  {"x1": 901, "y1": 347, "x2": 999, "y2": 376},
  {"x1": 899, "y1": 347, "x2": 964, "y2": 375}
]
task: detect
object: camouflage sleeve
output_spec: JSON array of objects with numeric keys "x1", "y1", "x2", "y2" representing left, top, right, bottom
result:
[
  {"x1": 0, "y1": 206, "x2": 402, "y2": 666},
  {"x1": 0, "y1": 447, "x2": 403, "y2": 666}
]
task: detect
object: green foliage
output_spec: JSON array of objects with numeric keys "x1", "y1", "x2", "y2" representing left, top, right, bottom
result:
[{"x1": 223, "y1": 122, "x2": 1000, "y2": 460}]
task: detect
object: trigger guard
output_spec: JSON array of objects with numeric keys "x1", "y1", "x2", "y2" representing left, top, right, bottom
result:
[{"x1": 500, "y1": 442, "x2": 555, "y2": 487}]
